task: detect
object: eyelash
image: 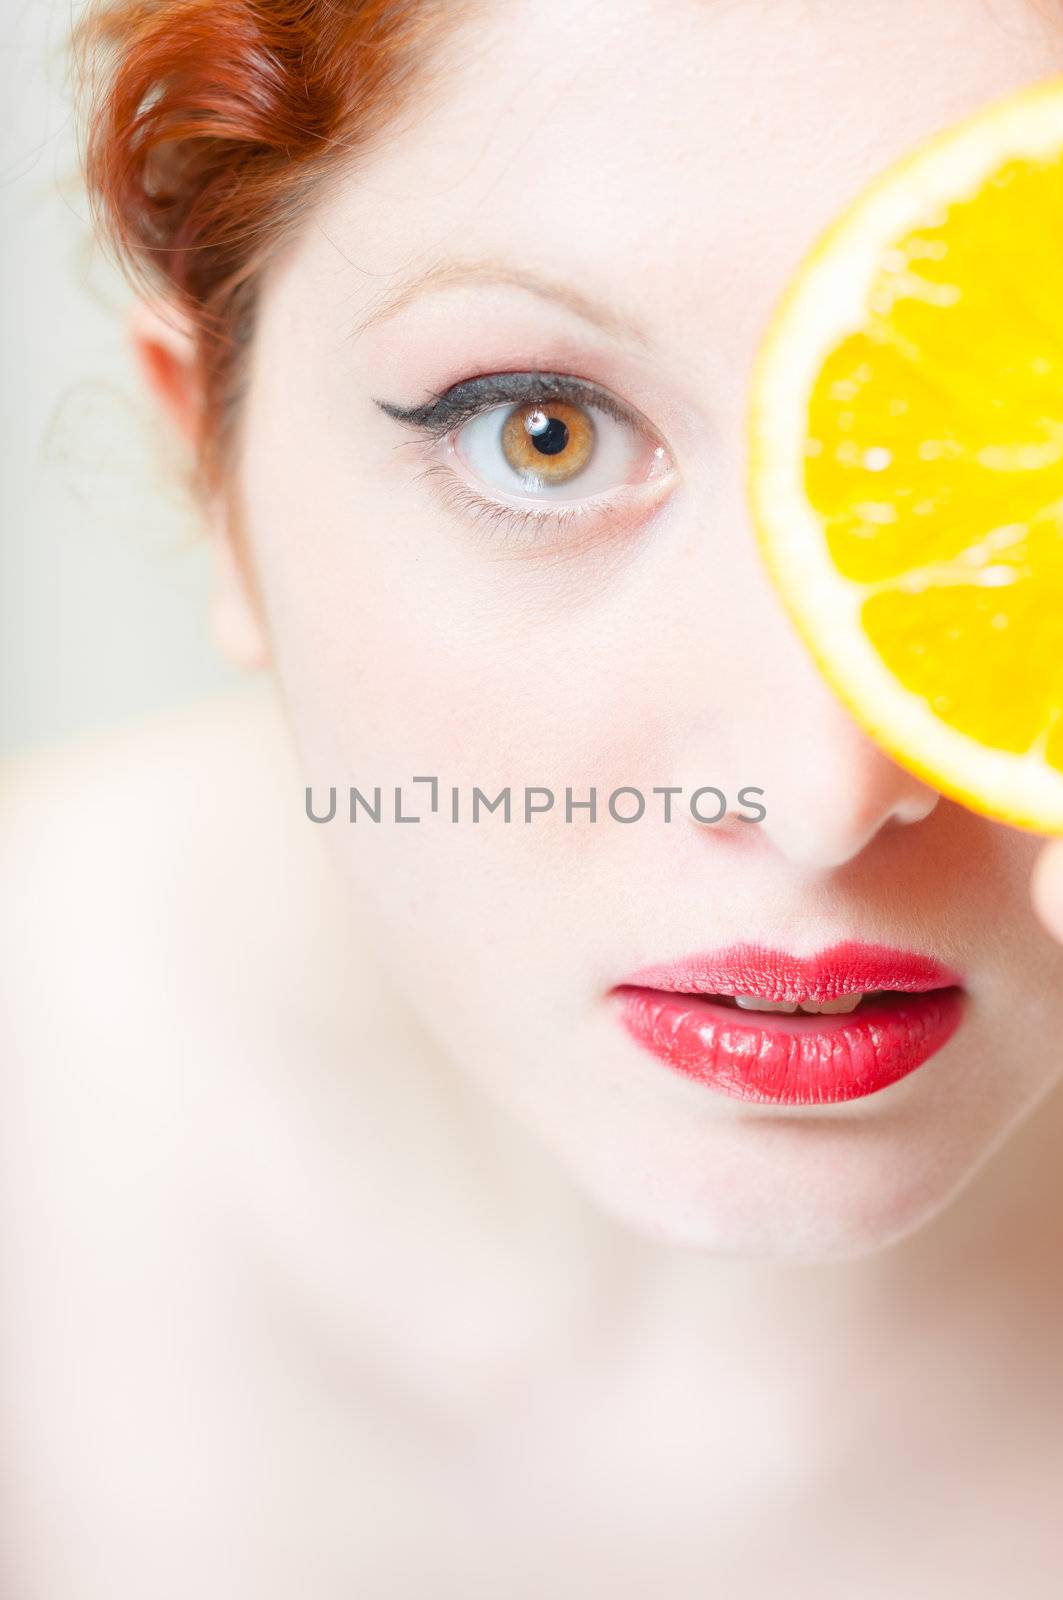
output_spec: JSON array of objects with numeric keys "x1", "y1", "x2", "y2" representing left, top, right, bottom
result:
[
  {"x1": 413, "y1": 462, "x2": 605, "y2": 552},
  {"x1": 376, "y1": 370, "x2": 638, "y2": 438},
  {"x1": 375, "y1": 371, "x2": 663, "y2": 540}
]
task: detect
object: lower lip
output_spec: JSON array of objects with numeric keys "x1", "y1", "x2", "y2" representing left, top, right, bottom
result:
[{"x1": 611, "y1": 987, "x2": 966, "y2": 1105}]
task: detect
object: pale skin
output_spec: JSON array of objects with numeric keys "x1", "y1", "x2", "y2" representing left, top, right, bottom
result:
[{"x1": 4, "y1": 1, "x2": 1063, "y2": 1594}]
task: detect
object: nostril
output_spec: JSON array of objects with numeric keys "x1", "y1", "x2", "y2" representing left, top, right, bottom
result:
[{"x1": 890, "y1": 789, "x2": 941, "y2": 827}]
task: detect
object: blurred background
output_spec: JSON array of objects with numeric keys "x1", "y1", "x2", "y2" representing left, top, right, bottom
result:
[{"x1": 1, "y1": 0, "x2": 239, "y2": 759}]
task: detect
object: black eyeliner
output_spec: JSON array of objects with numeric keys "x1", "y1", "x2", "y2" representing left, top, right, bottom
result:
[{"x1": 373, "y1": 371, "x2": 636, "y2": 437}]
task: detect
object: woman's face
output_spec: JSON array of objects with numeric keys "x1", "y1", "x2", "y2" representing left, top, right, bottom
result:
[{"x1": 226, "y1": 0, "x2": 1063, "y2": 1258}]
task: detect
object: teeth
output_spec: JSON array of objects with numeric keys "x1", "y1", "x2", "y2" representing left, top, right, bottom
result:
[
  {"x1": 798, "y1": 994, "x2": 864, "y2": 1015},
  {"x1": 731, "y1": 993, "x2": 866, "y2": 1015}
]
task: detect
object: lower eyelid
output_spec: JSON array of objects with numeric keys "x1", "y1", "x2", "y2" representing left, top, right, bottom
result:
[{"x1": 415, "y1": 457, "x2": 676, "y2": 553}]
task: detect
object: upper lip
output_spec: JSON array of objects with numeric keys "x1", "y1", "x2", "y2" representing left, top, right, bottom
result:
[{"x1": 618, "y1": 941, "x2": 964, "y2": 1005}]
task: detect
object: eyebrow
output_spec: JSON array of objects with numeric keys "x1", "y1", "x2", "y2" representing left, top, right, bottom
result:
[{"x1": 349, "y1": 256, "x2": 653, "y2": 349}]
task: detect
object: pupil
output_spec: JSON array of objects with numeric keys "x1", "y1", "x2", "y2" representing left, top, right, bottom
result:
[{"x1": 527, "y1": 412, "x2": 569, "y2": 456}]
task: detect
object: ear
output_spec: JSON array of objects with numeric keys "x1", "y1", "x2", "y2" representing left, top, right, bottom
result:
[
  {"x1": 127, "y1": 295, "x2": 202, "y2": 443},
  {"x1": 127, "y1": 296, "x2": 271, "y2": 671}
]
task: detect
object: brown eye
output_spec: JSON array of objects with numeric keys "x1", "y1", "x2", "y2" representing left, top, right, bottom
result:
[
  {"x1": 499, "y1": 400, "x2": 596, "y2": 485},
  {"x1": 449, "y1": 384, "x2": 669, "y2": 508}
]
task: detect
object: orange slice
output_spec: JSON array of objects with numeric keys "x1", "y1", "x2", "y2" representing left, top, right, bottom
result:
[{"x1": 749, "y1": 77, "x2": 1063, "y2": 834}]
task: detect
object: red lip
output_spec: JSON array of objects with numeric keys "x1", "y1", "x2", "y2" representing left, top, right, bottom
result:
[{"x1": 610, "y1": 942, "x2": 966, "y2": 1105}]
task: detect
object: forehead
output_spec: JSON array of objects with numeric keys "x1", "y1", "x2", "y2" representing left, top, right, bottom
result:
[{"x1": 271, "y1": 0, "x2": 1062, "y2": 360}]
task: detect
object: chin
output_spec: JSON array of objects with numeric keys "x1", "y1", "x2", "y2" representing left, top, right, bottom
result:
[{"x1": 556, "y1": 1113, "x2": 1000, "y2": 1265}]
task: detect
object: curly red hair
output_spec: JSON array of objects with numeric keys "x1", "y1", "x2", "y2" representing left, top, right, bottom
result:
[{"x1": 73, "y1": 0, "x2": 468, "y2": 494}]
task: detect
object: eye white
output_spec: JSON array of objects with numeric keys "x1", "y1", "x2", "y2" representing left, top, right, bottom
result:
[{"x1": 452, "y1": 400, "x2": 650, "y2": 502}]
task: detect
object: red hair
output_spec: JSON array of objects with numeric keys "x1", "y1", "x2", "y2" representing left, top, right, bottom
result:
[{"x1": 73, "y1": 0, "x2": 467, "y2": 495}]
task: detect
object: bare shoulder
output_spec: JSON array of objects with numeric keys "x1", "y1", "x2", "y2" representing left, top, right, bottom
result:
[
  {"x1": 0, "y1": 681, "x2": 333, "y2": 1053},
  {"x1": 0, "y1": 689, "x2": 433, "y2": 1594},
  {"x1": 0, "y1": 680, "x2": 326, "y2": 1225},
  {"x1": 0, "y1": 679, "x2": 453, "y2": 1221},
  {"x1": 0, "y1": 680, "x2": 389, "y2": 1209},
  {"x1": 2, "y1": 681, "x2": 300, "y2": 947}
]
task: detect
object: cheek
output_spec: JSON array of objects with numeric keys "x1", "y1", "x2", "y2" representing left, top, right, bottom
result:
[
  {"x1": 240, "y1": 414, "x2": 683, "y2": 792},
  {"x1": 237, "y1": 428, "x2": 673, "y2": 979}
]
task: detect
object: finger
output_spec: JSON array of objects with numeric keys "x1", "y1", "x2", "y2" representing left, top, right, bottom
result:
[{"x1": 1031, "y1": 838, "x2": 1063, "y2": 944}]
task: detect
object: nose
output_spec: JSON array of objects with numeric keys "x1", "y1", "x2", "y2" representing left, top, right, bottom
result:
[
  {"x1": 748, "y1": 683, "x2": 941, "y2": 871},
  {"x1": 671, "y1": 611, "x2": 941, "y2": 874}
]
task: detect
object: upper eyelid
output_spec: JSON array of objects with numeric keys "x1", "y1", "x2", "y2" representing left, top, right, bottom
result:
[{"x1": 372, "y1": 372, "x2": 648, "y2": 439}]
